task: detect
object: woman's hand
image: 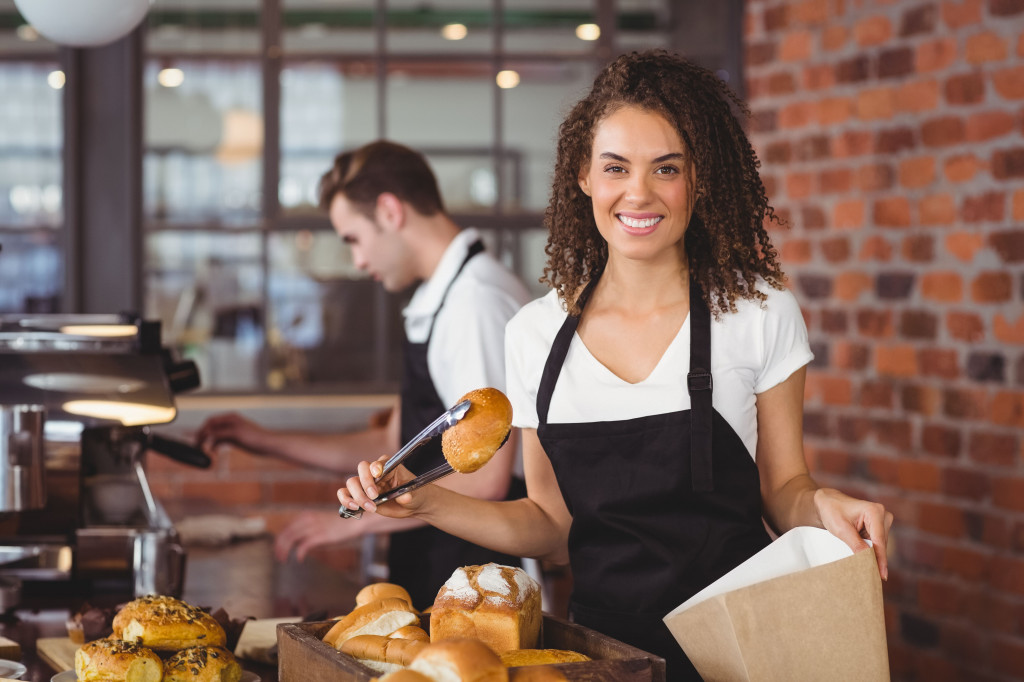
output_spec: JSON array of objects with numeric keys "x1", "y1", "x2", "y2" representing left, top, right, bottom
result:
[
  {"x1": 813, "y1": 487, "x2": 894, "y2": 580},
  {"x1": 274, "y1": 510, "x2": 364, "y2": 562},
  {"x1": 337, "y1": 456, "x2": 421, "y2": 518}
]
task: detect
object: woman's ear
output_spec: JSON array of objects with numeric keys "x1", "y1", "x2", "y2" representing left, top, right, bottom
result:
[
  {"x1": 374, "y1": 192, "x2": 405, "y2": 232},
  {"x1": 578, "y1": 175, "x2": 591, "y2": 197}
]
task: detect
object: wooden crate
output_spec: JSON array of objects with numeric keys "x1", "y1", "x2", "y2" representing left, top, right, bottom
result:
[{"x1": 278, "y1": 613, "x2": 666, "y2": 682}]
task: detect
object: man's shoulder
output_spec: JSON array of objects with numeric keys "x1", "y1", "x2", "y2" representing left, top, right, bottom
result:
[{"x1": 452, "y1": 253, "x2": 532, "y2": 306}]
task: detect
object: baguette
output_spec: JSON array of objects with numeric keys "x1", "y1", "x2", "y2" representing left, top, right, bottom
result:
[{"x1": 323, "y1": 598, "x2": 419, "y2": 648}]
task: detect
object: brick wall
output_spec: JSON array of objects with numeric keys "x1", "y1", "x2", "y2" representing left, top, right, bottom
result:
[{"x1": 744, "y1": 0, "x2": 1024, "y2": 680}]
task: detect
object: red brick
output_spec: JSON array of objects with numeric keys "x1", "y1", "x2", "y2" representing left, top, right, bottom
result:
[
  {"x1": 833, "y1": 199, "x2": 865, "y2": 228},
  {"x1": 922, "y1": 424, "x2": 962, "y2": 457},
  {"x1": 916, "y1": 37, "x2": 958, "y2": 71},
  {"x1": 822, "y1": 24, "x2": 848, "y2": 50},
  {"x1": 834, "y1": 130, "x2": 873, "y2": 156},
  {"x1": 819, "y1": 167, "x2": 852, "y2": 193},
  {"x1": 992, "y1": 637, "x2": 1024, "y2": 678},
  {"x1": 919, "y1": 193, "x2": 958, "y2": 225},
  {"x1": 877, "y1": 344, "x2": 918, "y2": 376},
  {"x1": 921, "y1": 271, "x2": 964, "y2": 302},
  {"x1": 821, "y1": 237, "x2": 850, "y2": 263},
  {"x1": 896, "y1": 79, "x2": 941, "y2": 113},
  {"x1": 899, "y1": 156, "x2": 936, "y2": 188},
  {"x1": 922, "y1": 116, "x2": 966, "y2": 146},
  {"x1": 792, "y1": 0, "x2": 829, "y2": 24},
  {"x1": 766, "y1": 70, "x2": 797, "y2": 95},
  {"x1": 917, "y1": 577, "x2": 966, "y2": 618},
  {"x1": 857, "y1": 309, "x2": 894, "y2": 336},
  {"x1": 903, "y1": 384, "x2": 943, "y2": 415},
  {"x1": 963, "y1": 191, "x2": 1006, "y2": 222},
  {"x1": 802, "y1": 64, "x2": 836, "y2": 90},
  {"x1": 779, "y1": 100, "x2": 813, "y2": 128},
  {"x1": 898, "y1": 459, "x2": 941, "y2": 491},
  {"x1": 945, "y1": 232, "x2": 985, "y2": 262},
  {"x1": 873, "y1": 196, "x2": 912, "y2": 227},
  {"x1": 181, "y1": 479, "x2": 264, "y2": 505},
  {"x1": 944, "y1": 387, "x2": 989, "y2": 419},
  {"x1": 944, "y1": 154, "x2": 985, "y2": 182},
  {"x1": 969, "y1": 430, "x2": 1020, "y2": 467},
  {"x1": 865, "y1": 455, "x2": 899, "y2": 486},
  {"x1": 944, "y1": 71, "x2": 986, "y2": 104},
  {"x1": 965, "y1": 30, "x2": 1009, "y2": 63},
  {"x1": 966, "y1": 110, "x2": 1016, "y2": 141},
  {"x1": 779, "y1": 30, "x2": 813, "y2": 61},
  {"x1": 993, "y1": 147, "x2": 1024, "y2": 179},
  {"x1": 991, "y1": 555, "x2": 1024, "y2": 596},
  {"x1": 991, "y1": 230, "x2": 1024, "y2": 262},
  {"x1": 860, "y1": 380, "x2": 894, "y2": 408},
  {"x1": 859, "y1": 235, "x2": 894, "y2": 261},
  {"x1": 267, "y1": 479, "x2": 342, "y2": 505},
  {"x1": 859, "y1": 164, "x2": 895, "y2": 191},
  {"x1": 781, "y1": 238, "x2": 812, "y2": 263},
  {"x1": 947, "y1": 311, "x2": 985, "y2": 342},
  {"x1": 855, "y1": 15, "x2": 892, "y2": 46},
  {"x1": 819, "y1": 375, "x2": 854, "y2": 405},
  {"x1": 972, "y1": 271, "x2": 1013, "y2": 302},
  {"x1": 902, "y1": 235, "x2": 934, "y2": 262},
  {"x1": 919, "y1": 348, "x2": 961, "y2": 379},
  {"x1": 817, "y1": 447, "x2": 854, "y2": 476},
  {"x1": 942, "y1": 466, "x2": 991, "y2": 501},
  {"x1": 942, "y1": 0, "x2": 984, "y2": 28},
  {"x1": 1014, "y1": 188, "x2": 1024, "y2": 220},
  {"x1": 990, "y1": 390, "x2": 1024, "y2": 427},
  {"x1": 857, "y1": 87, "x2": 896, "y2": 119},
  {"x1": 785, "y1": 171, "x2": 814, "y2": 199},
  {"x1": 942, "y1": 545, "x2": 989, "y2": 582},
  {"x1": 919, "y1": 500, "x2": 966, "y2": 537},
  {"x1": 833, "y1": 340, "x2": 870, "y2": 369},
  {"x1": 834, "y1": 272, "x2": 873, "y2": 300},
  {"x1": 993, "y1": 476, "x2": 1024, "y2": 512},
  {"x1": 993, "y1": 65, "x2": 1024, "y2": 99}
]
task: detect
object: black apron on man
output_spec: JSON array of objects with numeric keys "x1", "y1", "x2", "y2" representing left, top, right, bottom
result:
[
  {"x1": 388, "y1": 240, "x2": 526, "y2": 610},
  {"x1": 536, "y1": 276, "x2": 772, "y2": 681}
]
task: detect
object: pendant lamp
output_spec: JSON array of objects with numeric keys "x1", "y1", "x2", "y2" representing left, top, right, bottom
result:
[{"x1": 13, "y1": 0, "x2": 152, "y2": 47}]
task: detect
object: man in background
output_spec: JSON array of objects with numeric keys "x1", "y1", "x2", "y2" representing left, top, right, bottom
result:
[{"x1": 195, "y1": 140, "x2": 532, "y2": 608}]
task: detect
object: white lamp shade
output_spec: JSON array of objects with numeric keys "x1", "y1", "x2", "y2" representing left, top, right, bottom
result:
[{"x1": 14, "y1": 0, "x2": 152, "y2": 47}]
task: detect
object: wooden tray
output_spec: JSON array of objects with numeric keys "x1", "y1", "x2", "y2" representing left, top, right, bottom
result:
[{"x1": 278, "y1": 614, "x2": 665, "y2": 682}]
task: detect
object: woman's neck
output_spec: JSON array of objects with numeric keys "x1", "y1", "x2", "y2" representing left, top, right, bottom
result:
[{"x1": 595, "y1": 252, "x2": 689, "y2": 313}]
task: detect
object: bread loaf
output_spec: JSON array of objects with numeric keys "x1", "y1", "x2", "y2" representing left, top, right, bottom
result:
[
  {"x1": 430, "y1": 563, "x2": 541, "y2": 654},
  {"x1": 389, "y1": 625, "x2": 429, "y2": 642},
  {"x1": 114, "y1": 595, "x2": 226, "y2": 651},
  {"x1": 441, "y1": 388, "x2": 513, "y2": 473},
  {"x1": 340, "y1": 634, "x2": 427, "y2": 674},
  {"x1": 356, "y1": 582, "x2": 414, "y2": 608},
  {"x1": 408, "y1": 638, "x2": 508, "y2": 682},
  {"x1": 74, "y1": 638, "x2": 163, "y2": 682},
  {"x1": 162, "y1": 645, "x2": 242, "y2": 682},
  {"x1": 500, "y1": 649, "x2": 590, "y2": 666},
  {"x1": 323, "y1": 597, "x2": 419, "y2": 648},
  {"x1": 375, "y1": 670, "x2": 435, "y2": 682}
]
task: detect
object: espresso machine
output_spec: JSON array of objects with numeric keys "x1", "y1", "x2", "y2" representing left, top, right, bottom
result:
[{"x1": 0, "y1": 313, "x2": 210, "y2": 607}]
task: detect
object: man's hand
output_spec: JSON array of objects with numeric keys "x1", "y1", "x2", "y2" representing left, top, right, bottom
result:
[
  {"x1": 194, "y1": 412, "x2": 269, "y2": 456},
  {"x1": 274, "y1": 510, "x2": 365, "y2": 562}
]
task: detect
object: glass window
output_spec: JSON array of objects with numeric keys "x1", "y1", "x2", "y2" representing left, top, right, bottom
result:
[
  {"x1": 388, "y1": 0, "x2": 494, "y2": 55},
  {"x1": 503, "y1": 1, "x2": 597, "y2": 55},
  {"x1": 0, "y1": 0, "x2": 63, "y2": 313},
  {"x1": 282, "y1": 0, "x2": 376, "y2": 55}
]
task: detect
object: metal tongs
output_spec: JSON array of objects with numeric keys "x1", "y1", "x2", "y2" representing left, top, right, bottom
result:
[{"x1": 338, "y1": 399, "x2": 471, "y2": 519}]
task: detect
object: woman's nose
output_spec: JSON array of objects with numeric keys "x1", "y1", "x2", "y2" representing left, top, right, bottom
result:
[{"x1": 624, "y1": 174, "x2": 653, "y2": 204}]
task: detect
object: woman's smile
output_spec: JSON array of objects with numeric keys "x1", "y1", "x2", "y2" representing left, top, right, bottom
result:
[{"x1": 617, "y1": 212, "x2": 663, "y2": 234}]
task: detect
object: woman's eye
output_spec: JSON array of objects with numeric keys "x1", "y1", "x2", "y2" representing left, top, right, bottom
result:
[
  {"x1": 655, "y1": 165, "x2": 679, "y2": 175},
  {"x1": 603, "y1": 165, "x2": 625, "y2": 173}
]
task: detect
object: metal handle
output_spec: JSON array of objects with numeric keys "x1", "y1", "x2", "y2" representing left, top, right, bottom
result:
[{"x1": 338, "y1": 462, "x2": 454, "y2": 520}]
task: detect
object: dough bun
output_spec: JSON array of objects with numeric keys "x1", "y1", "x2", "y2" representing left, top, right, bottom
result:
[
  {"x1": 389, "y1": 625, "x2": 430, "y2": 642},
  {"x1": 430, "y1": 563, "x2": 541, "y2": 654},
  {"x1": 442, "y1": 388, "x2": 513, "y2": 473},
  {"x1": 356, "y1": 582, "x2": 414, "y2": 608},
  {"x1": 500, "y1": 649, "x2": 591, "y2": 667},
  {"x1": 114, "y1": 595, "x2": 227, "y2": 651},
  {"x1": 376, "y1": 671, "x2": 435, "y2": 682},
  {"x1": 74, "y1": 637, "x2": 163, "y2": 682},
  {"x1": 408, "y1": 638, "x2": 508, "y2": 682},
  {"x1": 323, "y1": 597, "x2": 419, "y2": 648},
  {"x1": 162, "y1": 645, "x2": 242, "y2": 682},
  {"x1": 340, "y1": 634, "x2": 427, "y2": 674}
]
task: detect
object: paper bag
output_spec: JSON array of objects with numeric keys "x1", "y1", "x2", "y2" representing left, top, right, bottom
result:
[{"x1": 663, "y1": 526, "x2": 889, "y2": 682}]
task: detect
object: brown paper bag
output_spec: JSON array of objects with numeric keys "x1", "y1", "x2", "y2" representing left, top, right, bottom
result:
[{"x1": 663, "y1": 527, "x2": 889, "y2": 682}]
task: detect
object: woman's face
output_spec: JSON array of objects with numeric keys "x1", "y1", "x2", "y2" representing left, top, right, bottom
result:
[{"x1": 578, "y1": 105, "x2": 696, "y2": 266}]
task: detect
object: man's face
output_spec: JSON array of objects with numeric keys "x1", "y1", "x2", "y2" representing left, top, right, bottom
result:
[{"x1": 328, "y1": 194, "x2": 415, "y2": 292}]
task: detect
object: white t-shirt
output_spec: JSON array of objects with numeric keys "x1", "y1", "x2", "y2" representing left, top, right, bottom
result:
[
  {"x1": 504, "y1": 281, "x2": 814, "y2": 460},
  {"x1": 404, "y1": 228, "x2": 532, "y2": 408}
]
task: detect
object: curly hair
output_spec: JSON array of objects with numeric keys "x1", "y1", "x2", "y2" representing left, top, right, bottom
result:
[{"x1": 541, "y1": 50, "x2": 785, "y2": 316}]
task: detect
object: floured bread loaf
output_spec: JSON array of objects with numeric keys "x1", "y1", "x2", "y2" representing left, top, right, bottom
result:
[
  {"x1": 322, "y1": 597, "x2": 419, "y2": 648},
  {"x1": 114, "y1": 595, "x2": 227, "y2": 651},
  {"x1": 162, "y1": 646, "x2": 242, "y2": 682},
  {"x1": 430, "y1": 563, "x2": 541, "y2": 654},
  {"x1": 74, "y1": 638, "x2": 163, "y2": 682}
]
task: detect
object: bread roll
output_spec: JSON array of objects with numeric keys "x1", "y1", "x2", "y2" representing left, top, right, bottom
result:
[
  {"x1": 408, "y1": 638, "x2": 508, "y2": 682},
  {"x1": 114, "y1": 595, "x2": 227, "y2": 651},
  {"x1": 430, "y1": 563, "x2": 541, "y2": 654},
  {"x1": 74, "y1": 638, "x2": 163, "y2": 682},
  {"x1": 500, "y1": 649, "x2": 590, "y2": 666},
  {"x1": 323, "y1": 597, "x2": 419, "y2": 648},
  {"x1": 441, "y1": 388, "x2": 512, "y2": 473},
  {"x1": 375, "y1": 671, "x2": 435, "y2": 682},
  {"x1": 162, "y1": 646, "x2": 242, "y2": 682},
  {"x1": 389, "y1": 625, "x2": 429, "y2": 642},
  {"x1": 341, "y1": 634, "x2": 427, "y2": 674},
  {"x1": 357, "y1": 582, "x2": 414, "y2": 608}
]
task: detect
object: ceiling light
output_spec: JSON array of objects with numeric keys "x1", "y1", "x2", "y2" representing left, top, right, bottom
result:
[
  {"x1": 496, "y1": 70, "x2": 520, "y2": 89},
  {"x1": 442, "y1": 23, "x2": 467, "y2": 40},
  {"x1": 16, "y1": 24, "x2": 39, "y2": 41},
  {"x1": 13, "y1": 0, "x2": 152, "y2": 47},
  {"x1": 158, "y1": 68, "x2": 185, "y2": 88},
  {"x1": 47, "y1": 70, "x2": 65, "y2": 90},
  {"x1": 576, "y1": 23, "x2": 600, "y2": 41}
]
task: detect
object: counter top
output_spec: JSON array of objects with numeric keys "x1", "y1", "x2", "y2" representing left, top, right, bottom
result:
[{"x1": 1, "y1": 536, "x2": 362, "y2": 681}]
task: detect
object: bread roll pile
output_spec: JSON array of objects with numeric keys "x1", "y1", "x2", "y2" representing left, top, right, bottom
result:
[
  {"x1": 75, "y1": 595, "x2": 242, "y2": 682},
  {"x1": 329, "y1": 564, "x2": 587, "y2": 682}
]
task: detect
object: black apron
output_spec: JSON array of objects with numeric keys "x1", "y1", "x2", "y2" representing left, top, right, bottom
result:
[
  {"x1": 537, "y1": 277, "x2": 772, "y2": 682},
  {"x1": 387, "y1": 240, "x2": 526, "y2": 610}
]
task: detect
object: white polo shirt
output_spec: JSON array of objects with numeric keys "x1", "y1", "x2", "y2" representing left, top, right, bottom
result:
[
  {"x1": 505, "y1": 281, "x2": 814, "y2": 461},
  {"x1": 404, "y1": 228, "x2": 532, "y2": 408}
]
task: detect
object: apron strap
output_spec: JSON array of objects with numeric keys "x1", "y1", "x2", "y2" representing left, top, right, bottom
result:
[
  {"x1": 687, "y1": 278, "x2": 714, "y2": 493},
  {"x1": 537, "y1": 278, "x2": 597, "y2": 424},
  {"x1": 424, "y1": 239, "x2": 486, "y2": 346}
]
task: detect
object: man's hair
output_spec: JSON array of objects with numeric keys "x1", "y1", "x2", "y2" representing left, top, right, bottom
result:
[
  {"x1": 542, "y1": 49, "x2": 785, "y2": 316},
  {"x1": 318, "y1": 140, "x2": 446, "y2": 218}
]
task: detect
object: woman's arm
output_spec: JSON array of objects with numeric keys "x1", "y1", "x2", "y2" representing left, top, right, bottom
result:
[
  {"x1": 756, "y1": 366, "x2": 893, "y2": 579},
  {"x1": 339, "y1": 428, "x2": 573, "y2": 563}
]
